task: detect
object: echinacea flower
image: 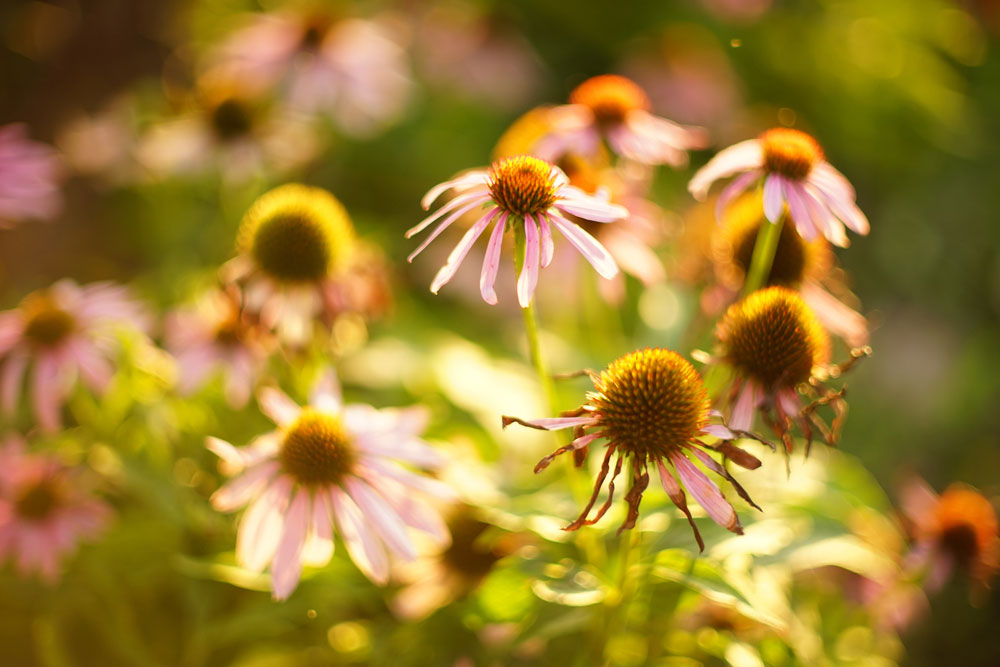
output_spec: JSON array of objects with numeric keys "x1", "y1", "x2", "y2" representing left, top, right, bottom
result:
[
  {"x1": 211, "y1": 10, "x2": 411, "y2": 136},
  {"x1": 899, "y1": 477, "x2": 999, "y2": 594},
  {"x1": 708, "y1": 286, "x2": 866, "y2": 452},
  {"x1": 0, "y1": 435, "x2": 110, "y2": 581},
  {"x1": 0, "y1": 123, "x2": 62, "y2": 228},
  {"x1": 0, "y1": 280, "x2": 149, "y2": 432},
  {"x1": 407, "y1": 155, "x2": 627, "y2": 307},
  {"x1": 223, "y1": 183, "x2": 359, "y2": 345},
  {"x1": 165, "y1": 288, "x2": 273, "y2": 408},
  {"x1": 504, "y1": 348, "x2": 763, "y2": 550},
  {"x1": 207, "y1": 372, "x2": 453, "y2": 599},
  {"x1": 689, "y1": 127, "x2": 869, "y2": 247},
  {"x1": 535, "y1": 75, "x2": 708, "y2": 167},
  {"x1": 712, "y1": 192, "x2": 868, "y2": 347}
]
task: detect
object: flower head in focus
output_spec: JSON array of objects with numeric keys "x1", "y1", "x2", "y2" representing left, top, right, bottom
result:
[
  {"x1": 709, "y1": 286, "x2": 867, "y2": 453},
  {"x1": 689, "y1": 127, "x2": 869, "y2": 247},
  {"x1": 0, "y1": 123, "x2": 62, "y2": 228},
  {"x1": 210, "y1": 9, "x2": 412, "y2": 137},
  {"x1": 224, "y1": 183, "x2": 364, "y2": 345},
  {"x1": 165, "y1": 288, "x2": 273, "y2": 408},
  {"x1": 0, "y1": 435, "x2": 111, "y2": 581},
  {"x1": 207, "y1": 371, "x2": 453, "y2": 599},
  {"x1": 535, "y1": 75, "x2": 708, "y2": 167},
  {"x1": 899, "y1": 477, "x2": 999, "y2": 596},
  {"x1": 407, "y1": 155, "x2": 627, "y2": 307},
  {"x1": 504, "y1": 348, "x2": 763, "y2": 550},
  {"x1": 0, "y1": 280, "x2": 149, "y2": 432}
]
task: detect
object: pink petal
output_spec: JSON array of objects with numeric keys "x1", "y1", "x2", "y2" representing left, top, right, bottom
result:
[
  {"x1": 68, "y1": 339, "x2": 113, "y2": 393},
  {"x1": 359, "y1": 459, "x2": 456, "y2": 501},
  {"x1": 344, "y1": 477, "x2": 415, "y2": 560},
  {"x1": 1, "y1": 351, "x2": 27, "y2": 416},
  {"x1": 555, "y1": 188, "x2": 628, "y2": 222},
  {"x1": 32, "y1": 353, "x2": 64, "y2": 432},
  {"x1": 479, "y1": 211, "x2": 508, "y2": 305},
  {"x1": 782, "y1": 181, "x2": 818, "y2": 241},
  {"x1": 270, "y1": 488, "x2": 310, "y2": 600},
  {"x1": 407, "y1": 189, "x2": 490, "y2": 238},
  {"x1": 801, "y1": 281, "x2": 868, "y2": 347},
  {"x1": 223, "y1": 351, "x2": 254, "y2": 408},
  {"x1": 237, "y1": 475, "x2": 293, "y2": 572},
  {"x1": 730, "y1": 380, "x2": 760, "y2": 432},
  {"x1": 517, "y1": 215, "x2": 541, "y2": 308},
  {"x1": 809, "y1": 177, "x2": 870, "y2": 235},
  {"x1": 762, "y1": 174, "x2": 786, "y2": 223},
  {"x1": 331, "y1": 486, "x2": 389, "y2": 584},
  {"x1": 776, "y1": 388, "x2": 801, "y2": 418},
  {"x1": 702, "y1": 424, "x2": 737, "y2": 440},
  {"x1": 420, "y1": 170, "x2": 489, "y2": 210},
  {"x1": 714, "y1": 170, "x2": 759, "y2": 224},
  {"x1": 301, "y1": 490, "x2": 334, "y2": 566},
  {"x1": 670, "y1": 452, "x2": 740, "y2": 533},
  {"x1": 899, "y1": 477, "x2": 938, "y2": 524},
  {"x1": 376, "y1": 478, "x2": 450, "y2": 545},
  {"x1": 538, "y1": 215, "x2": 554, "y2": 268},
  {"x1": 688, "y1": 139, "x2": 763, "y2": 200},
  {"x1": 429, "y1": 208, "x2": 498, "y2": 294},
  {"x1": 310, "y1": 369, "x2": 342, "y2": 414},
  {"x1": 257, "y1": 387, "x2": 301, "y2": 427},
  {"x1": 548, "y1": 213, "x2": 619, "y2": 279},
  {"x1": 211, "y1": 461, "x2": 280, "y2": 512},
  {"x1": 800, "y1": 185, "x2": 848, "y2": 247},
  {"x1": 407, "y1": 198, "x2": 491, "y2": 263},
  {"x1": 810, "y1": 162, "x2": 855, "y2": 200},
  {"x1": 508, "y1": 415, "x2": 598, "y2": 431}
]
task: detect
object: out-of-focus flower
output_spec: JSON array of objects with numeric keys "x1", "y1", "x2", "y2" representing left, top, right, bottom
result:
[
  {"x1": 207, "y1": 371, "x2": 453, "y2": 599},
  {"x1": 224, "y1": 183, "x2": 382, "y2": 346},
  {"x1": 698, "y1": 0, "x2": 773, "y2": 23},
  {"x1": 55, "y1": 96, "x2": 138, "y2": 186},
  {"x1": 210, "y1": 10, "x2": 411, "y2": 137},
  {"x1": 689, "y1": 127, "x2": 869, "y2": 247},
  {"x1": 165, "y1": 288, "x2": 273, "y2": 408},
  {"x1": 899, "y1": 477, "x2": 999, "y2": 595},
  {"x1": 408, "y1": 156, "x2": 627, "y2": 307},
  {"x1": 709, "y1": 286, "x2": 867, "y2": 452},
  {"x1": 137, "y1": 76, "x2": 319, "y2": 182},
  {"x1": 711, "y1": 192, "x2": 868, "y2": 347},
  {"x1": 0, "y1": 280, "x2": 149, "y2": 432},
  {"x1": 0, "y1": 435, "x2": 110, "y2": 582},
  {"x1": 535, "y1": 75, "x2": 707, "y2": 168},
  {"x1": 0, "y1": 123, "x2": 62, "y2": 228},
  {"x1": 392, "y1": 506, "x2": 524, "y2": 620},
  {"x1": 504, "y1": 348, "x2": 763, "y2": 550}
]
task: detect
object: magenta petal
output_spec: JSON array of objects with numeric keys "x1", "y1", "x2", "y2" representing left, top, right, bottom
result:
[
  {"x1": 670, "y1": 452, "x2": 740, "y2": 533},
  {"x1": 517, "y1": 215, "x2": 541, "y2": 308},
  {"x1": 479, "y1": 211, "x2": 508, "y2": 305},
  {"x1": 762, "y1": 174, "x2": 786, "y2": 223},
  {"x1": 270, "y1": 488, "x2": 310, "y2": 600}
]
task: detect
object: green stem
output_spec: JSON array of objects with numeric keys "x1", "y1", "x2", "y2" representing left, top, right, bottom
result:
[
  {"x1": 742, "y1": 213, "x2": 783, "y2": 296},
  {"x1": 513, "y1": 222, "x2": 558, "y2": 414}
]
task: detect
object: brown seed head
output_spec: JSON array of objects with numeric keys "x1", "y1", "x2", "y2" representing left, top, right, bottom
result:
[
  {"x1": 487, "y1": 155, "x2": 558, "y2": 218},
  {"x1": 280, "y1": 408, "x2": 357, "y2": 485},
  {"x1": 21, "y1": 292, "x2": 76, "y2": 347},
  {"x1": 759, "y1": 128, "x2": 823, "y2": 180}
]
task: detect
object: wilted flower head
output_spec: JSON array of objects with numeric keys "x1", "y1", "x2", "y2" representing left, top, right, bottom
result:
[
  {"x1": 712, "y1": 193, "x2": 868, "y2": 347},
  {"x1": 0, "y1": 435, "x2": 111, "y2": 581},
  {"x1": 408, "y1": 155, "x2": 627, "y2": 307},
  {"x1": 900, "y1": 477, "x2": 999, "y2": 595},
  {"x1": 711, "y1": 286, "x2": 865, "y2": 452},
  {"x1": 211, "y1": 9, "x2": 412, "y2": 136},
  {"x1": 689, "y1": 127, "x2": 869, "y2": 247},
  {"x1": 224, "y1": 183, "x2": 362, "y2": 345},
  {"x1": 535, "y1": 74, "x2": 708, "y2": 167},
  {"x1": 207, "y1": 371, "x2": 453, "y2": 599},
  {"x1": 0, "y1": 280, "x2": 149, "y2": 432},
  {"x1": 505, "y1": 348, "x2": 763, "y2": 550},
  {"x1": 0, "y1": 123, "x2": 62, "y2": 228},
  {"x1": 165, "y1": 288, "x2": 273, "y2": 408}
]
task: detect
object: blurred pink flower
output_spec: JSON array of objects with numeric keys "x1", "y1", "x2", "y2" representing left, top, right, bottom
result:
[
  {"x1": 689, "y1": 127, "x2": 869, "y2": 247},
  {"x1": 0, "y1": 123, "x2": 62, "y2": 228},
  {"x1": 211, "y1": 11, "x2": 412, "y2": 137},
  {"x1": 165, "y1": 289, "x2": 272, "y2": 408},
  {"x1": 535, "y1": 75, "x2": 707, "y2": 168},
  {"x1": 0, "y1": 435, "x2": 110, "y2": 582},
  {"x1": 207, "y1": 371, "x2": 453, "y2": 599},
  {"x1": 0, "y1": 280, "x2": 149, "y2": 432},
  {"x1": 505, "y1": 348, "x2": 763, "y2": 550},
  {"x1": 408, "y1": 155, "x2": 627, "y2": 307}
]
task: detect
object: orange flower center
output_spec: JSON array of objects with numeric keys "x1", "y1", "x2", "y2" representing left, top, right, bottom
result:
[
  {"x1": 759, "y1": 128, "x2": 823, "y2": 180},
  {"x1": 280, "y1": 409, "x2": 356, "y2": 486},
  {"x1": 21, "y1": 293, "x2": 76, "y2": 347},
  {"x1": 569, "y1": 75, "x2": 651, "y2": 125},
  {"x1": 935, "y1": 487, "x2": 998, "y2": 567},
  {"x1": 717, "y1": 287, "x2": 830, "y2": 388},
  {"x1": 590, "y1": 348, "x2": 709, "y2": 459},
  {"x1": 487, "y1": 156, "x2": 558, "y2": 218}
]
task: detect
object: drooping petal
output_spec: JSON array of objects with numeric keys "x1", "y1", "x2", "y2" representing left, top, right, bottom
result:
[
  {"x1": 408, "y1": 197, "x2": 492, "y2": 263},
  {"x1": 331, "y1": 486, "x2": 389, "y2": 584},
  {"x1": 479, "y1": 211, "x2": 508, "y2": 305},
  {"x1": 538, "y1": 215, "x2": 554, "y2": 268},
  {"x1": 555, "y1": 188, "x2": 629, "y2": 223},
  {"x1": 0, "y1": 350, "x2": 27, "y2": 416},
  {"x1": 501, "y1": 414, "x2": 598, "y2": 431},
  {"x1": 670, "y1": 452, "x2": 741, "y2": 534},
  {"x1": 762, "y1": 174, "x2": 786, "y2": 223},
  {"x1": 31, "y1": 353, "x2": 64, "y2": 432},
  {"x1": 516, "y1": 214, "x2": 540, "y2": 308},
  {"x1": 270, "y1": 488, "x2": 310, "y2": 599},
  {"x1": 212, "y1": 461, "x2": 280, "y2": 512},
  {"x1": 301, "y1": 490, "x2": 335, "y2": 566},
  {"x1": 344, "y1": 477, "x2": 416, "y2": 560},
  {"x1": 783, "y1": 181, "x2": 818, "y2": 241},
  {"x1": 809, "y1": 177, "x2": 870, "y2": 235},
  {"x1": 429, "y1": 208, "x2": 498, "y2": 294},
  {"x1": 800, "y1": 184, "x2": 849, "y2": 247},
  {"x1": 407, "y1": 189, "x2": 490, "y2": 238},
  {"x1": 548, "y1": 213, "x2": 619, "y2": 279},
  {"x1": 359, "y1": 459, "x2": 456, "y2": 501},
  {"x1": 688, "y1": 139, "x2": 764, "y2": 200},
  {"x1": 237, "y1": 475, "x2": 293, "y2": 572},
  {"x1": 257, "y1": 387, "x2": 301, "y2": 427},
  {"x1": 657, "y1": 459, "x2": 704, "y2": 552},
  {"x1": 714, "y1": 170, "x2": 759, "y2": 224},
  {"x1": 67, "y1": 339, "x2": 113, "y2": 393},
  {"x1": 730, "y1": 380, "x2": 761, "y2": 432},
  {"x1": 802, "y1": 281, "x2": 869, "y2": 348}
]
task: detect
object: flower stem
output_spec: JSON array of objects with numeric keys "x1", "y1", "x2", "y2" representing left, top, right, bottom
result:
[
  {"x1": 513, "y1": 221, "x2": 558, "y2": 414},
  {"x1": 742, "y1": 214, "x2": 783, "y2": 296}
]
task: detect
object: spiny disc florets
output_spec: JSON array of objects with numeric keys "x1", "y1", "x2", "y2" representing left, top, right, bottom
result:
[
  {"x1": 759, "y1": 128, "x2": 823, "y2": 180},
  {"x1": 718, "y1": 287, "x2": 829, "y2": 388},
  {"x1": 21, "y1": 293, "x2": 76, "y2": 347},
  {"x1": 487, "y1": 156, "x2": 559, "y2": 218},
  {"x1": 590, "y1": 348, "x2": 709, "y2": 459},
  {"x1": 280, "y1": 408, "x2": 356, "y2": 485},
  {"x1": 570, "y1": 75, "x2": 650, "y2": 125},
  {"x1": 239, "y1": 184, "x2": 354, "y2": 283}
]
